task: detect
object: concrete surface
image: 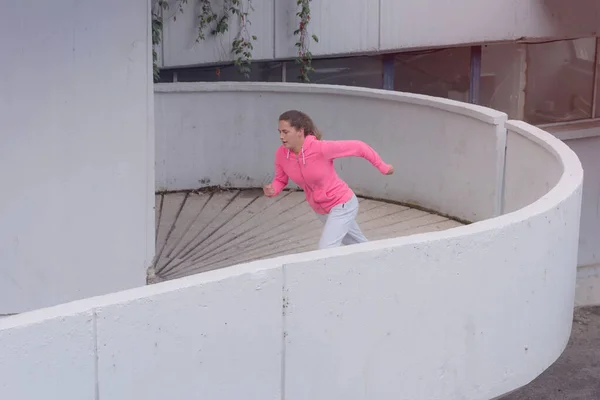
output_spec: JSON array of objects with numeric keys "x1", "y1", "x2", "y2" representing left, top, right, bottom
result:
[
  {"x1": 0, "y1": 0, "x2": 154, "y2": 314},
  {"x1": 151, "y1": 189, "x2": 463, "y2": 281},
  {"x1": 503, "y1": 122, "x2": 564, "y2": 213},
  {"x1": 0, "y1": 309, "x2": 96, "y2": 399},
  {"x1": 559, "y1": 134, "x2": 600, "y2": 307},
  {"x1": 96, "y1": 263, "x2": 283, "y2": 400},
  {"x1": 503, "y1": 306, "x2": 600, "y2": 400}
]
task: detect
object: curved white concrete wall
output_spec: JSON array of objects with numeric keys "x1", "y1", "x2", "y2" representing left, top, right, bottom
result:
[
  {"x1": 544, "y1": 125, "x2": 600, "y2": 307},
  {"x1": 503, "y1": 122, "x2": 566, "y2": 214},
  {"x1": 159, "y1": 0, "x2": 600, "y2": 68},
  {"x1": 155, "y1": 82, "x2": 507, "y2": 222},
  {"x1": 563, "y1": 136, "x2": 600, "y2": 306},
  {"x1": 0, "y1": 84, "x2": 583, "y2": 400},
  {"x1": 0, "y1": 0, "x2": 154, "y2": 314},
  {"x1": 504, "y1": 123, "x2": 600, "y2": 307}
]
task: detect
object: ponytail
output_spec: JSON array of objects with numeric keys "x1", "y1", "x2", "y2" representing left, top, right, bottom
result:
[{"x1": 307, "y1": 129, "x2": 322, "y2": 140}]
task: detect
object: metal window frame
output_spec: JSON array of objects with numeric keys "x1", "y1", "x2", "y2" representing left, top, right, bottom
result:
[
  {"x1": 469, "y1": 45, "x2": 482, "y2": 105},
  {"x1": 592, "y1": 37, "x2": 600, "y2": 118},
  {"x1": 383, "y1": 55, "x2": 394, "y2": 90}
]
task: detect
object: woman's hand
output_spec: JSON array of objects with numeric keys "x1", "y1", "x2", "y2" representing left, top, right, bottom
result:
[
  {"x1": 385, "y1": 164, "x2": 394, "y2": 175},
  {"x1": 263, "y1": 184, "x2": 275, "y2": 197}
]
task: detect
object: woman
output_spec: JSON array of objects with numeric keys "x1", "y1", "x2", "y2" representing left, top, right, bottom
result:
[{"x1": 263, "y1": 110, "x2": 394, "y2": 249}]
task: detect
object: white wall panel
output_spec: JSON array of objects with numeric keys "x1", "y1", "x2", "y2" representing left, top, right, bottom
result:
[
  {"x1": 162, "y1": 0, "x2": 275, "y2": 67},
  {"x1": 0, "y1": 0, "x2": 154, "y2": 313}
]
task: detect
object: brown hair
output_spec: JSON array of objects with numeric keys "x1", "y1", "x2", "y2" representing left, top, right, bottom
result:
[{"x1": 279, "y1": 110, "x2": 322, "y2": 140}]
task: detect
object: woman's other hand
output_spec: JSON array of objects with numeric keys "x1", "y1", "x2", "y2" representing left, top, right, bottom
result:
[
  {"x1": 263, "y1": 184, "x2": 275, "y2": 197},
  {"x1": 385, "y1": 164, "x2": 394, "y2": 175}
]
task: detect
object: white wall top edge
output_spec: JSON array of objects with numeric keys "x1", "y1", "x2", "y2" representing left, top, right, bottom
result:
[
  {"x1": 154, "y1": 82, "x2": 508, "y2": 125},
  {"x1": 0, "y1": 257, "x2": 284, "y2": 330},
  {"x1": 506, "y1": 120, "x2": 576, "y2": 166},
  {"x1": 506, "y1": 120, "x2": 584, "y2": 204}
]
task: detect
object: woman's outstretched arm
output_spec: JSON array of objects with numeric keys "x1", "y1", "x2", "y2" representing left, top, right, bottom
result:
[
  {"x1": 264, "y1": 157, "x2": 288, "y2": 197},
  {"x1": 320, "y1": 139, "x2": 393, "y2": 175}
]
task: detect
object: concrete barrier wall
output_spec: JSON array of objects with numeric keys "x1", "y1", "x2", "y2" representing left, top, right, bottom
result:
[
  {"x1": 0, "y1": 262, "x2": 284, "y2": 400},
  {"x1": 0, "y1": 0, "x2": 154, "y2": 314},
  {"x1": 0, "y1": 87, "x2": 584, "y2": 399},
  {"x1": 0, "y1": 159, "x2": 582, "y2": 399},
  {"x1": 155, "y1": 82, "x2": 507, "y2": 222},
  {"x1": 503, "y1": 121, "x2": 566, "y2": 214},
  {"x1": 503, "y1": 122, "x2": 600, "y2": 306},
  {"x1": 559, "y1": 134, "x2": 600, "y2": 306}
]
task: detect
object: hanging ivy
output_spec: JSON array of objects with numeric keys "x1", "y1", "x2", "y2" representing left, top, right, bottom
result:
[
  {"x1": 152, "y1": 0, "x2": 317, "y2": 83},
  {"x1": 151, "y1": 1, "x2": 168, "y2": 82},
  {"x1": 294, "y1": 0, "x2": 318, "y2": 82},
  {"x1": 196, "y1": 0, "x2": 256, "y2": 78}
]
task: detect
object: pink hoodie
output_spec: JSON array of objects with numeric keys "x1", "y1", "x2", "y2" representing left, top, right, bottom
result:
[{"x1": 268, "y1": 135, "x2": 390, "y2": 214}]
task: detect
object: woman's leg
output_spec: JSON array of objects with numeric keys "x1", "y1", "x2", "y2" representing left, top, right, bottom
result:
[
  {"x1": 340, "y1": 195, "x2": 368, "y2": 245},
  {"x1": 342, "y1": 219, "x2": 368, "y2": 245},
  {"x1": 317, "y1": 195, "x2": 366, "y2": 249}
]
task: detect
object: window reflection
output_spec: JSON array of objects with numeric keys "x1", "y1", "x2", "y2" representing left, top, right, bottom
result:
[
  {"x1": 525, "y1": 38, "x2": 596, "y2": 124},
  {"x1": 163, "y1": 61, "x2": 283, "y2": 83},
  {"x1": 286, "y1": 56, "x2": 384, "y2": 89},
  {"x1": 481, "y1": 43, "x2": 526, "y2": 120},
  {"x1": 394, "y1": 47, "x2": 471, "y2": 102}
]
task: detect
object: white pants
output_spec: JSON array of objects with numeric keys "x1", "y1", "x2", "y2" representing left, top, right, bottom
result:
[{"x1": 316, "y1": 194, "x2": 368, "y2": 249}]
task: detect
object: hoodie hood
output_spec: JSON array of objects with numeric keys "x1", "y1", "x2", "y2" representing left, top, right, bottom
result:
[{"x1": 286, "y1": 134, "x2": 318, "y2": 165}]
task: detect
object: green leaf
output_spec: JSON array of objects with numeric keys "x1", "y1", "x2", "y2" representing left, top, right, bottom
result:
[{"x1": 312, "y1": 34, "x2": 319, "y2": 42}]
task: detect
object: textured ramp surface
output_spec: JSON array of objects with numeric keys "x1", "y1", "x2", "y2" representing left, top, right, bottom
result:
[{"x1": 152, "y1": 189, "x2": 463, "y2": 281}]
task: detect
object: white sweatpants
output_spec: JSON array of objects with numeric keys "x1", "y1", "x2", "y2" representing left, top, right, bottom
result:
[{"x1": 316, "y1": 194, "x2": 368, "y2": 249}]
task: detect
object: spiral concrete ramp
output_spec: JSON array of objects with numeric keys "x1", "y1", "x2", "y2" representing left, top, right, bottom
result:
[{"x1": 151, "y1": 188, "x2": 464, "y2": 281}]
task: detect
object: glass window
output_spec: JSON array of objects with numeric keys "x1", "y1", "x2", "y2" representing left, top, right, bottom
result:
[
  {"x1": 286, "y1": 56, "x2": 384, "y2": 89},
  {"x1": 394, "y1": 47, "x2": 471, "y2": 102},
  {"x1": 156, "y1": 68, "x2": 175, "y2": 83},
  {"x1": 481, "y1": 43, "x2": 526, "y2": 119},
  {"x1": 525, "y1": 38, "x2": 596, "y2": 124},
  {"x1": 172, "y1": 61, "x2": 283, "y2": 83}
]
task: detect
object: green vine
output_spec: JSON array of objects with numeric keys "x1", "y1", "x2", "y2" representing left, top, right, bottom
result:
[
  {"x1": 294, "y1": 0, "x2": 318, "y2": 82},
  {"x1": 152, "y1": 0, "x2": 317, "y2": 83},
  {"x1": 151, "y1": 1, "x2": 168, "y2": 82},
  {"x1": 197, "y1": 0, "x2": 256, "y2": 78}
]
